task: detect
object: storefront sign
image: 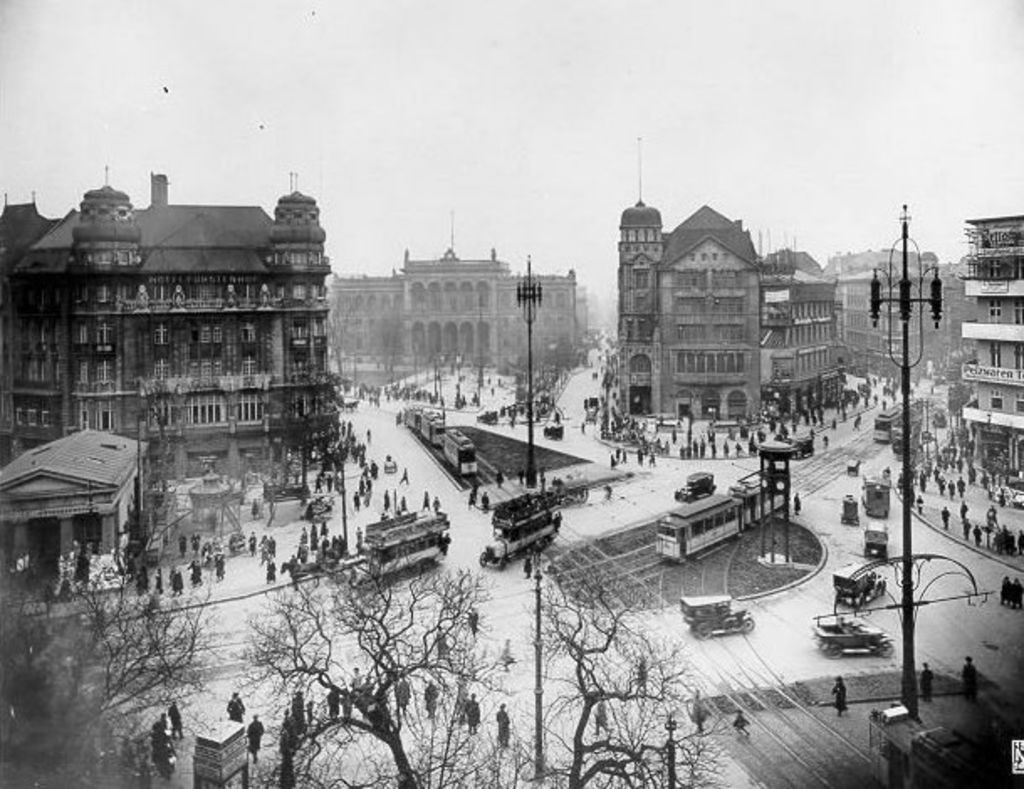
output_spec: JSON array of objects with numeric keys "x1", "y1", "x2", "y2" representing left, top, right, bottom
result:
[
  {"x1": 978, "y1": 281, "x2": 1010, "y2": 294},
  {"x1": 962, "y1": 364, "x2": 1024, "y2": 384},
  {"x1": 765, "y1": 289, "x2": 790, "y2": 303}
]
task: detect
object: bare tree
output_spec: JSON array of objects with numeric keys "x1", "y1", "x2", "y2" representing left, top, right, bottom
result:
[
  {"x1": 246, "y1": 569, "x2": 530, "y2": 788},
  {"x1": 540, "y1": 569, "x2": 719, "y2": 788},
  {"x1": 0, "y1": 577, "x2": 208, "y2": 784}
]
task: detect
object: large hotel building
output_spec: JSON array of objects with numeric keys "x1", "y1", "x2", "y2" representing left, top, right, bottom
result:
[
  {"x1": 962, "y1": 214, "x2": 1024, "y2": 474},
  {"x1": 1, "y1": 174, "x2": 331, "y2": 478}
]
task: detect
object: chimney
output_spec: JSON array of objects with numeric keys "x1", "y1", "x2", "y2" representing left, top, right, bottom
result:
[{"x1": 151, "y1": 173, "x2": 168, "y2": 207}]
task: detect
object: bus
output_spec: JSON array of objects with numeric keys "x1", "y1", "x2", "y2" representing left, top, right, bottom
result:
[
  {"x1": 655, "y1": 495, "x2": 741, "y2": 562},
  {"x1": 352, "y1": 511, "x2": 452, "y2": 581},
  {"x1": 873, "y1": 408, "x2": 900, "y2": 443},
  {"x1": 442, "y1": 429, "x2": 477, "y2": 476}
]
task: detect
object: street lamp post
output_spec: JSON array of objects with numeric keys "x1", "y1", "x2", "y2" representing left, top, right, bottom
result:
[
  {"x1": 532, "y1": 562, "x2": 545, "y2": 780},
  {"x1": 869, "y1": 205, "x2": 943, "y2": 721},
  {"x1": 518, "y1": 256, "x2": 543, "y2": 488}
]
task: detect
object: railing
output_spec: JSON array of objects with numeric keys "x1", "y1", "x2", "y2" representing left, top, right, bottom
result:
[
  {"x1": 93, "y1": 343, "x2": 116, "y2": 354},
  {"x1": 116, "y1": 296, "x2": 284, "y2": 313},
  {"x1": 74, "y1": 380, "x2": 119, "y2": 394}
]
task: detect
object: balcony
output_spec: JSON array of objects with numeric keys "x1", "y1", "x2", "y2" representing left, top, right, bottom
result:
[
  {"x1": 119, "y1": 296, "x2": 283, "y2": 313},
  {"x1": 74, "y1": 380, "x2": 119, "y2": 394},
  {"x1": 93, "y1": 343, "x2": 116, "y2": 355},
  {"x1": 291, "y1": 336, "x2": 309, "y2": 347},
  {"x1": 961, "y1": 321, "x2": 1024, "y2": 342}
]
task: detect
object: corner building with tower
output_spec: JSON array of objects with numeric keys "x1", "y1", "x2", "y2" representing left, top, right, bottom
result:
[
  {"x1": 2, "y1": 174, "x2": 331, "y2": 478},
  {"x1": 617, "y1": 201, "x2": 761, "y2": 421}
]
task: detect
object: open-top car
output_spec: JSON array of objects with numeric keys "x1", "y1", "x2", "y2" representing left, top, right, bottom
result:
[
  {"x1": 680, "y1": 595, "x2": 755, "y2": 639},
  {"x1": 833, "y1": 563, "x2": 887, "y2": 608},
  {"x1": 813, "y1": 615, "x2": 894, "y2": 658},
  {"x1": 477, "y1": 410, "x2": 499, "y2": 425},
  {"x1": 543, "y1": 423, "x2": 564, "y2": 440}
]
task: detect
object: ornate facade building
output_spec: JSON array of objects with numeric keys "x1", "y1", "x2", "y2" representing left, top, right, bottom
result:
[
  {"x1": 331, "y1": 247, "x2": 581, "y2": 382},
  {"x1": 617, "y1": 202, "x2": 761, "y2": 421},
  {"x1": 3, "y1": 174, "x2": 331, "y2": 478}
]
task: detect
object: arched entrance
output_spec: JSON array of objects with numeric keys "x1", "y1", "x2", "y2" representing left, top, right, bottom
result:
[
  {"x1": 477, "y1": 321, "x2": 491, "y2": 362},
  {"x1": 628, "y1": 354, "x2": 652, "y2": 415},
  {"x1": 727, "y1": 390, "x2": 747, "y2": 420},
  {"x1": 443, "y1": 322, "x2": 458, "y2": 355},
  {"x1": 459, "y1": 322, "x2": 474, "y2": 355},
  {"x1": 427, "y1": 322, "x2": 442, "y2": 355},
  {"x1": 703, "y1": 391, "x2": 721, "y2": 420},
  {"x1": 411, "y1": 322, "x2": 426, "y2": 355}
]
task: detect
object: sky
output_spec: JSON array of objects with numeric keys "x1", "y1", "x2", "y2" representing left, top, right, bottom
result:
[{"x1": 3, "y1": 0, "x2": 1024, "y2": 304}]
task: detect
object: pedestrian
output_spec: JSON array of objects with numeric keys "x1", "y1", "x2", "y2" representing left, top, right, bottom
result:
[
  {"x1": 249, "y1": 531, "x2": 257, "y2": 557},
  {"x1": 424, "y1": 681, "x2": 438, "y2": 720},
  {"x1": 292, "y1": 690, "x2": 306, "y2": 735},
  {"x1": 636, "y1": 656, "x2": 648, "y2": 694},
  {"x1": 396, "y1": 677, "x2": 411, "y2": 714},
  {"x1": 227, "y1": 692, "x2": 246, "y2": 723},
  {"x1": 920, "y1": 663, "x2": 934, "y2": 702},
  {"x1": 941, "y1": 506, "x2": 950, "y2": 530},
  {"x1": 468, "y1": 608, "x2": 479, "y2": 636},
  {"x1": 154, "y1": 567, "x2": 163, "y2": 595},
  {"x1": 327, "y1": 685, "x2": 341, "y2": 720},
  {"x1": 433, "y1": 496, "x2": 441, "y2": 514},
  {"x1": 168, "y1": 701, "x2": 184, "y2": 739},
  {"x1": 916, "y1": 495, "x2": 924, "y2": 515},
  {"x1": 266, "y1": 561, "x2": 277, "y2": 583},
  {"x1": 423, "y1": 491, "x2": 430, "y2": 511},
  {"x1": 496, "y1": 703, "x2": 510, "y2": 748},
  {"x1": 594, "y1": 699, "x2": 610, "y2": 734},
  {"x1": 499, "y1": 639, "x2": 516, "y2": 671},
  {"x1": 831, "y1": 676, "x2": 847, "y2": 717},
  {"x1": 400, "y1": 467, "x2": 409, "y2": 485},
  {"x1": 465, "y1": 693, "x2": 481, "y2": 734},
  {"x1": 524, "y1": 554, "x2": 533, "y2": 579},
  {"x1": 962, "y1": 656, "x2": 977, "y2": 700},
  {"x1": 247, "y1": 715, "x2": 265, "y2": 763},
  {"x1": 973, "y1": 524, "x2": 982, "y2": 547},
  {"x1": 793, "y1": 493, "x2": 801, "y2": 516},
  {"x1": 733, "y1": 710, "x2": 750, "y2": 737},
  {"x1": 178, "y1": 534, "x2": 187, "y2": 558},
  {"x1": 962, "y1": 518, "x2": 971, "y2": 541}
]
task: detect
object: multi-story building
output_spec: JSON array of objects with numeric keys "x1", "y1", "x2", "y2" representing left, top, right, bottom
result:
[
  {"x1": 331, "y1": 247, "x2": 580, "y2": 383},
  {"x1": 617, "y1": 202, "x2": 761, "y2": 421},
  {"x1": 760, "y1": 250, "x2": 843, "y2": 414},
  {"x1": 0, "y1": 201, "x2": 60, "y2": 466},
  {"x1": 4, "y1": 174, "x2": 331, "y2": 479},
  {"x1": 961, "y1": 214, "x2": 1024, "y2": 474}
]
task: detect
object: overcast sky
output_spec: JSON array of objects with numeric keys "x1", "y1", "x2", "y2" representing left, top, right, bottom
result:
[{"x1": 3, "y1": 0, "x2": 1024, "y2": 295}]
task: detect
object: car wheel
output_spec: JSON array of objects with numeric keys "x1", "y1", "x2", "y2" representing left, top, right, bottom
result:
[
  {"x1": 695, "y1": 622, "x2": 712, "y2": 640},
  {"x1": 877, "y1": 641, "x2": 894, "y2": 658},
  {"x1": 825, "y1": 643, "x2": 844, "y2": 659},
  {"x1": 741, "y1": 617, "x2": 755, "y2": 634}
]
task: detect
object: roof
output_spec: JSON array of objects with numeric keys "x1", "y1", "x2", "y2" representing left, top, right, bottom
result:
[
  {"x1": 833, "y1": 562, "x2": 872, "y2": 579},
  {"x1": 0, "y1": 202, "x2": 61, "y2": 275},
  {"x1": 762, "y1": 248, "x2": 823, "y2": 275},
  {"x1": 0, "y1": 429, "x2": 143, "y2": 491},
  {"x1": 620, "y1": 200, "x2": 662, "y2": 228},
  {"x1": 666, "y1": 493, "x2": 734, "y2": 518},
  {"x1": 662, "y1": 205, "x2": 758, "y2": 267},
  {"x1": 679, "y1": 594, "x2": 732, "y2": 606},
  {"x1": 965, "y1": 214, "x2": 1024, "y2": 226}
]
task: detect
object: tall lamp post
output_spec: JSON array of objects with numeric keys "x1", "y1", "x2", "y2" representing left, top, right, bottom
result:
[
  {"x1": 869, "y1": 205, "x2": 943, "y2": 721},
  {"x1": 532, "y1": 563, "x2": 545, "y2": 779},
  {"x1": 518, "y1": 256, "x2": 543, "y2": 488}
]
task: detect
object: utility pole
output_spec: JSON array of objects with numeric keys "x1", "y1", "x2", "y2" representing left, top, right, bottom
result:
[
  {"x1": 533, "y1": 562, "x2": 545, "y2": 780},
  {"x1": 869, "y1": 205, "x2": 943, "y2": 721}
]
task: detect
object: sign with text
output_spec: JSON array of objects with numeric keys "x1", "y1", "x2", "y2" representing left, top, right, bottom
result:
[{"x1": 962, "y1": 363, "x2": 1024, "y2": 384}]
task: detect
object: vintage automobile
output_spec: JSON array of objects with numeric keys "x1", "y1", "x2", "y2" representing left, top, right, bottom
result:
[
  {"x1": 833, "y1": 563, "x2": 887, "y2": 608},
  {"x1": 847, "y1": 459, "x2": 861, "y2": 476},
  {"x1": 813, "y1": 616, "x2": 894, "y2": 658},
  {"x1": 841, "y1": 495, "x2": 860, "y2": 525},
  {"x1": 674, "y1": 472, "x2": 716, "y2": 503},
  {"x1": 784, "y1": 434, "x2": 814, "y2": 458},
  {"x1": 543, "y1": 423, "x2": 564, "y2": 440},
  {"x1": 864, "y1": 524, "x2": 889, "y2": 558},
  {"x1": 477, "y1": 410, "x2": 499, "y2": 425},
  {"x1": 383, "y1": 455, "x2": 398, "y2": 474},
  {"x1": 680, "y1": 595, "x2": 755, "y2": 639}
]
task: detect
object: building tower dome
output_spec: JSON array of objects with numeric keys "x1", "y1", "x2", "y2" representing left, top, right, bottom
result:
[
  {"x1": 620, "y1": 200, "x2": 662, "y2": 229},
  {"x1": 72, "y1": 184, "x2": 142, "y2": 244},
  {"x1": 270, "y1": 191, "x2": 326, "y2": 245}
]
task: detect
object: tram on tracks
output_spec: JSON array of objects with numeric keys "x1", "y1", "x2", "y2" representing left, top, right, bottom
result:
[
  {"x1": 442, "y1": 429, "x2": 477, "y2": 476},
  {"x1": 656, "y1": 481, "x2": 786, "y2": 563},
  {"x1": 402, "y1": 406, "x2": 447, "y2": 448},
  {"x1": 345, "y1": 510, "x2": 452, "y2": 583},
  {"x1": 873, "y1": 407, "x2": 900, "y2": 443},
  {"x1": 479, "y1": 491, "x2": 563, "y2": 569}
]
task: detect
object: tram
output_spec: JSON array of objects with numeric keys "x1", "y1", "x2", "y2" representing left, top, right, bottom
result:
[
  {"x1": 479, "y1": 491, "x2": 562, "y2": 569},
  {"x1": 655, "y1": 495, "x2": 741, "y2": 562},
  {"x1": 402, "y1": 406, "x2": 447, "y2": 448},
  {"x1": 873, "y1": 407, "x2": 900, "y2": 443},
  {"x1": 442, "y1": 429, "x2": 477, "y2": 476},
  {"x1": 348, "y1": 510, "x2": 452, "y2": 582}
]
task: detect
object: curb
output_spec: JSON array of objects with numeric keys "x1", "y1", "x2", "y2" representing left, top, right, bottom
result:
[{"x1": 733, "y1": 526, "x2": 830, "y2": 602}]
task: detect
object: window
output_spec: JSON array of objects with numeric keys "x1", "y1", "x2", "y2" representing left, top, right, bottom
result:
[
  {"x1": 991, "y1": 390, "x2": 1004, "y2": 410},
  {"x1": 80, "y1": 406, "x2": 89, "y2": 429},
  {"x1": 676, "y1": 297, "x2": 704, "y2": 314},
  {"x1": 989, "y1": 300, "x2": 1002, "y2": 320},
  {"x1": 292, "y1": 321, "x2": 309, "y2": 339},
  {"x1": 200, "y1": 325, "x2": 211, "y2": 344},
  {"x1": 1016, "y1": 300, "x2": 1024, "y2": 325},
  {"x1": 201, "y1": 360, "x2": 212, "y2": 380},
  {"x1": 718, "y1": 297, "x2": 744, "y2": 314},
  {"x1": 712, "y1": 270, "x2": 737, "y2": 288},
  {"x1": 675, "y1": 271, "x2": 702, "y2": 289},
  {"x1": 96, "y1": 285, "x2": 110, "y2": 303},
  {"x1": 293, "y1": 283, "x2": 306, "y2": 301},
  {"x1": 40, "y1": 410, "x2": 50, "y2": 426},
  {"x1": 154, "y1": 323, "x2": 168, "y2": 345},
  {"x1": 212, "y1": 325, "x2": 222, "y2": 344},
  {"x1": 97, "y1": 360, "x2": 112, "y2": 382},
  {"x1": 241, "y1": 323, "x2": 256, "y2": 343},
  {"x1": 716, "y1": 325, "x2": 745, "y2": 341},
  {"x1": 238, "y1": 394, "x2": 263, "y2": 424},
  {"x1": 186, "y1": 394, "x2": 226, "y2": 425},
  {"x1": 1016, "y1": 345, "x2": 1024, "y2": 370},
  {"x1": 990, "y1": 342, "x2": 1002, "y2": 367},
  {"x1": 15, "y1": 408, "x2": 24, "y2": 425},
  {"x1": 77, "y1": 322, "x2": 89, "y2": 344},
  {"x1": 78, "y1": 361, "x2": 89, "y2": 384},
  {"x1": 96, "y1": 322, "x2": 112, "y2": 344},
  {"x1": 154, "y1": 359, "x2": 169, "y2": 379},
  {"x1": 313, "y1": 318, "x2": 325, "y2": 337},
  {"x1": 242, "y1": 356, "x2": 257, "y2": 376},
  {"x1": 676, "y1": 325, "x2": 705, "y2": 341},
  {"x1": 1017, "y1": 395, "x2": 1024, "y2": 414},
  {"x1": 634, "y1": 271, "x2": 649, "y2": 289}
]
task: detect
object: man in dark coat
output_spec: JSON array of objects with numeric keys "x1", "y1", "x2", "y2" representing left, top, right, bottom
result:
[
  {"x1": 327, "y1": 686, "x2": 341, "y2": 720},
  {"x1": 831, "y1": 676, "x2": 848, "y2": 716},
  {"x1": 168, "y1": 701, "x2": 184, "y2": 739},
  {"x1": 247, "y1": 715, "x2": 265, "y2": 762},
  {"x1": 920, "y1": 663, "x2": 934, "y2": 702},
  {"x1": 496, "y1": 703, "x2": 510, "y2": 747},
  {"x1": 465, "y1": 693, "x2": 481, "y2": 734},
  {"x1": 424, "y1": 681, "x2": 438, "y2": 720},
  {"x1": 228, "y1": 692, "x2": 246, "y2": 722},
  {"x1": 962, "y1": 657, "x2": 978, "y2": 701}
]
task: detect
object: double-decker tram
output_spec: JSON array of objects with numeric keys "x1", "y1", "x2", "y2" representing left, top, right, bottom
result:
[
  {"x1": 479, "y1": 491, "x2": 562, "y2": 569},
  {"x1": 873, "y1": 407, "x2": 900, "y2": 443},
  {"x1": 347, "y1": 510, "x2": 452, "y2": 583},
  {"x1": 442, "y1": 429, "x2": 477, "y2": 476},
  {"x1": 655, "y1": 495, "x2": 741, "y2": 562}
]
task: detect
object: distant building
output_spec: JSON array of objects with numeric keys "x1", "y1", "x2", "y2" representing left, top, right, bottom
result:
[
  {"x1": 331, "y1": 248, "x2": 580, "y2": 383},
  {"x1": 4, "y1": 174, "x2": 331, "y2": 479},
  {"x1": 961, "y1": 214, "x2": 1024, "y2": 474},
  {"x1": 616, "y1": 202, "x2": 761, "y2": 420},
  {"x1": 0, "y1": 201, "x2": 61, "y2": 466},
  {"x1": 760, "y1": 250, "x2": 843, "y2": 414}
]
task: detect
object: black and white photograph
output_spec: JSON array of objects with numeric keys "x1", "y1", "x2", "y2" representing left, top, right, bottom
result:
[{"x1": 2, "y1": 1, "x2": 1024, "y2": 787}]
